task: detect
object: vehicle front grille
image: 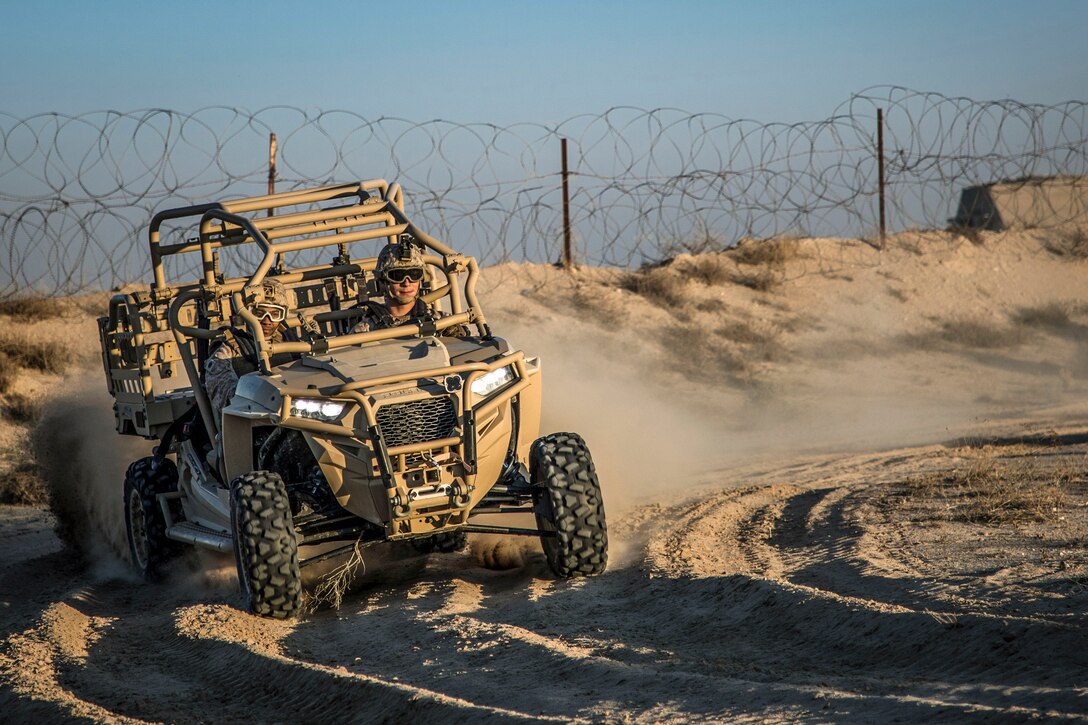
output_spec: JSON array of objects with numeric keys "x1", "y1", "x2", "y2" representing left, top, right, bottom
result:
[{"x1": 376, "y1": 395, "x2": 459, "y2": 447}]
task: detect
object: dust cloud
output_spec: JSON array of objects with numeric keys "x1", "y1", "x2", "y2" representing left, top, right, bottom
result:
[
  {"x1": 32, "y1": 369, "x2": 152, "y2": 579},
  {"x1": 492, "y1": 314, "x2": 746, "y2": 536}
]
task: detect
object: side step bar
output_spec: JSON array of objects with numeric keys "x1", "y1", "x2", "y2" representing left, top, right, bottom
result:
[
  {"x1": 166, "y1": 521, "x2": 233, "y2": 553},
  {"x1": 158, "y1": 490, "x2": 233, "y2": 553}
]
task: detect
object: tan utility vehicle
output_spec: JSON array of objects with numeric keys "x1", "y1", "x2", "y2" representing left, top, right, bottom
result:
[{"x1": 98, "y1": 181, "x2": 607, "y2": 618}]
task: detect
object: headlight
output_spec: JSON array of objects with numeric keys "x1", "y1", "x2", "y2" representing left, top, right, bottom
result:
[
  {"x1": 290, "y1": 397, "x2": 347, "y2": 422},
  {"x1": 470, "y1": 365, "x2": 516, "y2": 399}
]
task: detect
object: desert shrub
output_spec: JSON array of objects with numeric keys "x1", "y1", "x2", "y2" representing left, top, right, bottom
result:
[
  {"x1": 695, "y1": 298, "x2": 727, "y2": 313},
  {"x1": 0, "y1": 333, "x2": 70, "y2": 374},
  {"x1": 620, "y1": 268, "x2": 687, "y2": 307},
  {"x1": 0, "y1": 296, "x2": 64, "y2": 322},
  {"x1": 948, "y1": 224, "x2": 985, "y2": 245},
  {"x1": 715, "y1": 320, "x2": 784, "y2": 363},
  {"x1": 1012, "y1": 303, "x2": 1071, "y2": 329},
  {"x1": 3, "y1": 392, "x2": 41, "y2": 424},
  {"x1": 906, "y1": 318, "x2": 1029, "y2": 351},
  {"x1": 0, "y1": 461, "x2": 48, "y2": 506},
  {"x1": 1044, "y1": 227, "x2": 1088, "y2": 259},
  {"x1": 685, "y1": 255, "x2": 734, "y2": 286},
  {"x1": 730, "y1": 268, "x2": 779, "y2": 292},
  {"x1": 0, "y1": 352, "x2": 15, "y2": 394},
  {"x1": 729, "y1": 237, "x2": 800, "y2": 267},
  {"x1": 941, "y1": 319, "x2": 1029, "y2": 348},
  {"x1": 716, "y1": 319, "x2": 772, "y2": 346}
]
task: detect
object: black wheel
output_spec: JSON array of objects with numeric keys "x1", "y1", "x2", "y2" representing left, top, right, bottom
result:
[
  {"x1": 230, "y1": 470, "x2": 302, "y2": 619},
  {"x1": 123, "y1": 457, "x2": 180, "y2": 582},
  {"x1": 530, "y1": 432, "x2": 608, "y2": 577},
  {"x1": 410, "y1": 529, "x2": 467, "y2": 554}
]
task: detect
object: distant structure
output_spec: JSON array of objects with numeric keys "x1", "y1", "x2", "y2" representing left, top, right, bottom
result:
[{"x1": 951, "y1": 175, "x2": 1087, "y2": 230}]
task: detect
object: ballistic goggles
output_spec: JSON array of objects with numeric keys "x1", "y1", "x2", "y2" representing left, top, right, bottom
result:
[
  {"x1": 383, "y1": 267, "x2": 424, "y2": 284},
  {"x1": 254, "y1": 303, "x2": 288, "y2": 323}
]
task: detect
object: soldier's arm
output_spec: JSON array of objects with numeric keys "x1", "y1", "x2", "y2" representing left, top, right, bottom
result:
[{"x1": 204, "y1": 342, "x2": 240, "y2": 416}]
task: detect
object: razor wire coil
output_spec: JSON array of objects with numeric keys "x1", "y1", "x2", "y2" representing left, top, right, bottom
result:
[{"x1": 1, "y1": 86, "x2": 1086, "y2": 296}]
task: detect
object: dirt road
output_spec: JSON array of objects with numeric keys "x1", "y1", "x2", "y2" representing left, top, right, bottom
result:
[
  {"x1": 1, "y1": 229, "x2": 1086, "y2": 721},
  {"x1": 1, "y1": 422, "x2": 1085, "y2": 722}
]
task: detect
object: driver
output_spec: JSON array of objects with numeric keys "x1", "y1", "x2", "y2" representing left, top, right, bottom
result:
[
  {"x1": 351, "y1": 238, "x2": 466, "y2": 336},
  {"x1": 205, "y1": 278, "x2": 290, "y2": 420}
]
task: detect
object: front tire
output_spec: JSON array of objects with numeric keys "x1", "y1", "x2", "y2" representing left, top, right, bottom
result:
[
  {"x1": 531, "y1": 433, "x2": 608, "y2": 577},
  {"x1": 230, "y1": 471, "x2": 302, "y2": 619},
  {"x1": 123, "y1": 457, "x2": 180, "y2": 582}
]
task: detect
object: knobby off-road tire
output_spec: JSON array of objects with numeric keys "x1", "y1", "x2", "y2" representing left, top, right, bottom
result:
[
  {"x1": 531, "y1": 432, "x2": 608, "y2": 577},
  {"x1": 230, "y1": 471, "x2": 302, "y2": 619},
  {"x1": 124, "y1": 457, "x2": 180, "y2": 582}
]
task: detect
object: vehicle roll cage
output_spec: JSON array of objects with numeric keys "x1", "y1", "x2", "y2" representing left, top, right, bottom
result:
[{"x1": 118, "y1": 179, "x2": 492, "y2": 442}]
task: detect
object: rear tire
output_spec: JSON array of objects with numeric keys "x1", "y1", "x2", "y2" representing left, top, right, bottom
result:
[
  {"x1": 531, "y1": 433, "x2": 608, "y2": 577},
  {"x1": 230, "y1": 471, "x2": 302, "y2": 619},
  {"x1": 123, "y1": 457, "x2": 180, "y2": 582}
]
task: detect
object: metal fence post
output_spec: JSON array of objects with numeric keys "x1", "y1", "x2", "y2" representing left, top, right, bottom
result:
[
  {"x1": 268, "y1": 132, "x2": 277, "y2": 217},
  {"x1": 561, "y1": 137, "x2": 572, "y2": 269},
  {"x1": 877, "y1": 108, "x2": 886, "y2": 247}
]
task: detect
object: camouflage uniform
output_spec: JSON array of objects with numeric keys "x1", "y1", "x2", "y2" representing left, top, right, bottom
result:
[
  {"x1": 204, "y1": 329, "x2": 284, "y2": 418},
  {"x1": 351, "y1": 239, "x2": 467, "y2": 337},
  {"x1": 205, "y1": 278, "x2": 290, "y2": 420},
  {"x1": 350, "y1": 298, "x2": 466, "y2": 336}
]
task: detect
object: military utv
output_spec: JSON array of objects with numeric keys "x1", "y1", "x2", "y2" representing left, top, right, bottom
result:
[{"x1": 99, "y1": 180, "x2": 607, "y2": 618}]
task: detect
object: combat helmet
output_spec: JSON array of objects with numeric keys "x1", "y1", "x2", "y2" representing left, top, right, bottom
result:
[
  {"x1": 252, "y1": 277, "x2": 290, "y2": 322},
  {"x1": 375, "y1": 236, "x2": 427, "y2": 283}
]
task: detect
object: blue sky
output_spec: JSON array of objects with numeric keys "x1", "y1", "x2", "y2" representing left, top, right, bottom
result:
[{"x1": 3, "y1": 1, "x2": 1086, "y2": 124}]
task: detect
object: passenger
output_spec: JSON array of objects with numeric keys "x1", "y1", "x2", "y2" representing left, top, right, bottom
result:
[
  {"x1": 205, "y1": 278, "x2": 290, "y2": 420},
  {"x1": 352, "y1": 239, "x2": 467, "y2": 336}
]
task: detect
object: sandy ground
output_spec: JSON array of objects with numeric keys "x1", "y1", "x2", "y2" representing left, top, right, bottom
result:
[{"x1": 0, "y1": 228, "x2": 1086, "y2": 722}]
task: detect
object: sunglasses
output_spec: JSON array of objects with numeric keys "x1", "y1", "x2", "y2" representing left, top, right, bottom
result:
[
  {"x1": 384, "y1": 268, "x2": 424, "y2": 283},
  {"x1": 254, "y1": 303, "x2": 287, "y2": 323}
]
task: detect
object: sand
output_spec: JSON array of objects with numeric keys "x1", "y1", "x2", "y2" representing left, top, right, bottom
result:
[{"x1": 0, "y1": 227, "x2": 1085, "y2": 722}]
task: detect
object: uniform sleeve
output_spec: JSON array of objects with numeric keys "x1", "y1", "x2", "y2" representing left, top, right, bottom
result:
[{"x1": 204, "y1": 341, "x2": 240, "y2": 419}]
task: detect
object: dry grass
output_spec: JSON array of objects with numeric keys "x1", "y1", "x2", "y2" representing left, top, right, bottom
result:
[
  {"x1": 1012, "y1": 302, "x2": 1074, "y2": 329},
  {"x1": 728, "y1": 237, "x2": 800, "y2": 267},
  {"x1": 624, "y1": 242, "x2": 795, "y2": 303},
  {"x1": 948, "y1": 224, "x2": 985, "y2": 246},
  {"x1": 0, "y1": 352, "x2": 16, "y2": 395},
  {"x1": 1, "y1": 464, "x2": 47, "y2": 505},
  {"x1": 620, "y1": 267, "x2": 688, "y2": 308},
  {"x1": 0, "y1": 332, "x2": 71, "y2": 375},
  {"x1": 683, "y1": 254, "x2": 734, "y2": 286},
  {"x1": 906, "y1": 318, "x2": 1030, "y2": 351},
  {"x1": 1044, "y1": 227, "x2": 1088, "y2": 259},
  {"x1": 730, "y1": 268, "x2": 779, "y2": 292},
  {"x1": 0, "y1": 296, "x2": 65, "y2": 322},
  {"x1": 305, "y1": 542, "x2": 366, "y2": 612},
  {"x1": 0, "y1": 461, "x2": 48, "y2": 506},
  {"x1": 904, "y1": 452, "x2": 1078, "y2": 525},
  {"x1": 695, "y1": 298, "x2": 727, "y2": 313},
  {"x1": 2, "y1": 392, "x2": 42, "y2": 424},
  {"x1": 1013, "y1": 303, "x2": 1070, "y2": 328}
]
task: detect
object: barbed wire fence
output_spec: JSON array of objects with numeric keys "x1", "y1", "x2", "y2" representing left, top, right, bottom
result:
[{"x1": 1, "y1": 86, "x2": 1085, "y2": 297}]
